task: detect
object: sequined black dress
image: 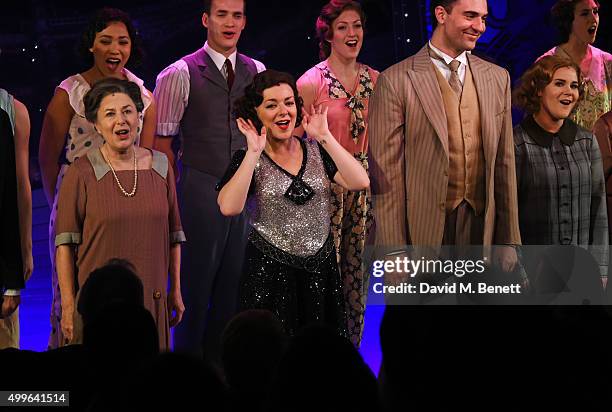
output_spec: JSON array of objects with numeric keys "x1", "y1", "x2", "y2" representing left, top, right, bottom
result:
[{"x1": 218, "y1": 138, "x2": 348, "y2": 337}]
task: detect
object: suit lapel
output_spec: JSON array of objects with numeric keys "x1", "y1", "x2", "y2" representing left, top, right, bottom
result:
[
  {"x1": 468, "y1": 54, "x2": 495, "y2": 163},
  {"x1": 408, "y1": 46, "x2": 449, "y2": 156},
  {"x1": 198, "y1": 50, "x2": 229, "y2": 91}
]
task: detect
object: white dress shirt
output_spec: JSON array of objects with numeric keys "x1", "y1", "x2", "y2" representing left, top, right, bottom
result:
[
  {"x1": 204, "y1": 42, "x2": 237, "y2": 79},
  {"x1": 428, "y1": 41, "x2": 469, "y2": 85}
]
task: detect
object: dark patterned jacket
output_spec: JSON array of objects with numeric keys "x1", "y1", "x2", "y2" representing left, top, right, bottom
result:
[{"x1": 514, "y1": 116, "x2": 608, "y2": 275}]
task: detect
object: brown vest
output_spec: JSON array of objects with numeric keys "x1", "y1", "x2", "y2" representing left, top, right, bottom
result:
[{"x1": 433, "y1": 63, "x2": 485, "y2": 215}]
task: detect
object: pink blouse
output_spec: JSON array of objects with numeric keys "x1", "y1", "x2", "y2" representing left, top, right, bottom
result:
[{"x1": 298, "y1": 62, "x2": 379, "y2": 156}]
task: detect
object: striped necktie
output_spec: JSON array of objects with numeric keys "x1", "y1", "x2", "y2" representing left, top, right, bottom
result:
[
  {"x1": 447, "y1": 59, "x2": 463, "y2": 98},
  {"x1": 428, "y1": 47, "x2": 463, "y2": 98}
]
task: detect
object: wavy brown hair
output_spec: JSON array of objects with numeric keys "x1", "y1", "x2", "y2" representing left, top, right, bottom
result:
[
  {"x1": 513, "y1": 55, "x2": 584, "y2": 115},
  {"x1": 316, "y1": 0, "x2": 366, "y2": 61}
]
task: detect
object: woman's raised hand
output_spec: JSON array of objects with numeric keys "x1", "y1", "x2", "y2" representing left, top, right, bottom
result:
[
  {"x1": 302, "y1": 104, "x2": 332, "y2": 142},
  {"x1": 236, "y1": 118, "x2": 266, "y2": 153}
]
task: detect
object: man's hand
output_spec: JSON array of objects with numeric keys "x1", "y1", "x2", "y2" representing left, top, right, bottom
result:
[
  {"x1": 494, "y1": 246, "x2": 518, "y2": 273},
  {"x1": 383, "y1": 250, "x2": 412, "y2": 286},
  {"x1": 1, "y1": 295, "x2": 21, "y2": 318}
]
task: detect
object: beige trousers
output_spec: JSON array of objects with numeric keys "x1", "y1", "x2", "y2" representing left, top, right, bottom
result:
[{"x1": 0, "y1": 307, "x2": 19, "y2": 349}]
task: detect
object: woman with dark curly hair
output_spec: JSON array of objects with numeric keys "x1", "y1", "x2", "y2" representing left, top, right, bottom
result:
[
  {"x1": 297, "y1": 0, "x2": 378, "y2": 347},
  {"x1": 39, "y1": 7, "x2": 156, "y2": 349},
  {"x1": 55, "y1": 78, "x2": 184, "y2": 349},
  {"x1": 513, "y1": 55, "x2": 608, "y2": 280},
  {"x1": 539, "y1": 0, "x2": 611, "y2": 130},
  {"x1": 217, "y1": 70, "x2": 369, "y2": 337}
]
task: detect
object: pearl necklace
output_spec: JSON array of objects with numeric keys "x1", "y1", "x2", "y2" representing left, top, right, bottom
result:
[{"x1": 101, "y1": 146, "x2": 138, "y2": 197}]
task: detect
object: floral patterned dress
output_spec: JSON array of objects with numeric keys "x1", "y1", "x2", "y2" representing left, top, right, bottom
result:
[
  {"x1": 297, "y1": 62, "x2": 378, "y2": 346},
  {"x1": 540, "y1": 46, "x2": 612, "y2": 131}
]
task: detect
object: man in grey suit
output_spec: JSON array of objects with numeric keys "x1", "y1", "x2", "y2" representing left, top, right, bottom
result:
[
  {"x1": 153, "y1": 0, "x2": 265, "y2": 361},
  {"x1": 369, "y1": 0, "x2": 520, "y2": 272}
]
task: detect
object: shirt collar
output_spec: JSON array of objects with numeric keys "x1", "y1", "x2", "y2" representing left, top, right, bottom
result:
[
  {"x1": 428, "y1": 40, "x2": 469, "y2": 67},
  {"x1": 204, "y1": 41, "x2": 237, "y2": 72},
  {"x1": 87, "y1": 148, "x2": 168, "y2": 181},
  {"x1": 521, "y1": 115, "x2": 578, "y2": 148},
  {"x1": 123, "y1": 67, "x2": 144, "y2": 87}
]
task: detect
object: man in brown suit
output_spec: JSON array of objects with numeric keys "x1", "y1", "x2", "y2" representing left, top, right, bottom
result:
[{"x1": 369, "y1": 0, "x2": 520, "y2": 271}]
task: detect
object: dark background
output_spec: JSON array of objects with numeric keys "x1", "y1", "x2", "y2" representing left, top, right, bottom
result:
[{"x1": 1, "y1": 0, "x2": 611, "y2": 186}]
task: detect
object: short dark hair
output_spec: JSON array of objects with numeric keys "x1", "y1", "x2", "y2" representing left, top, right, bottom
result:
[
  {"x1": 78, "y1": 7, "x2": 144, "y2": 68},
  {"x1": 77, "y1": 259, "x2": 144, "y2": 325},
  {"x1": 233, "y1": 70, "x2": 304, "y2": 131},
  {"x1": 316, "y1": 0, "x2": 366, "y2": 61},
  {"x1": 513, "y1": 55, "x2": 584, "y2": 115},
  {"x1": 222, "y1": 310, "x2": 287, "y2": 397},
  {"x1": 430, "y1": 0, "x2": 461, "y2": 29},
  {"x1": 203, "y1": 0, "x2": 246, "y2": 15},
  {"x1": 551, "y1": 0, "x2": 600, "y2": 44},
  {"x1": 83, "y1": 78, "x2": 144, "y2": 123}
]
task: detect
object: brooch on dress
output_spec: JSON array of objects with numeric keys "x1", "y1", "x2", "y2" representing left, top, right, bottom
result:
[{"x1": 284, "y1": 177, "x2": 315, "y2": 205}]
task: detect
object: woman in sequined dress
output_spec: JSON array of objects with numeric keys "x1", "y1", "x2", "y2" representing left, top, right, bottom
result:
[
  {"x1": 539, "y1": 0, "x2": 611, "y2": 131},
  {"x1": 297, "y1": 0, "x2": 379, "y2": 347},
  {"x1": 217, "y1": 70, "x2": 369, "y2": 337}
]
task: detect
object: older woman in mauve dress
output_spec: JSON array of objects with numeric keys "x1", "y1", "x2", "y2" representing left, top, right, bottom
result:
[{"x1": 55, "y1": 79, "x2": 184, "y2": 350}]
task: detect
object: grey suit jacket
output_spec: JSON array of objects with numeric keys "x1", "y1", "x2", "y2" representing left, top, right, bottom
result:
[{"x1": 368, "y1": 45, "x2": 521, "y2": 247}]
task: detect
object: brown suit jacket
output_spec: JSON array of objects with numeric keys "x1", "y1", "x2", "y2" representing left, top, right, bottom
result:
[{"x1": 368, "y1": 45, "x2": 521, "y2": 247}]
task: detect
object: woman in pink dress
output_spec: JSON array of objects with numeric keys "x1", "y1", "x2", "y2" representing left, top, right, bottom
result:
[
  {"x1": 539, "y1": 0, "x2": 611, "y2": 131},
  {"x1": 297, "y1": 0, "x2": 378, "y2": 346}
]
